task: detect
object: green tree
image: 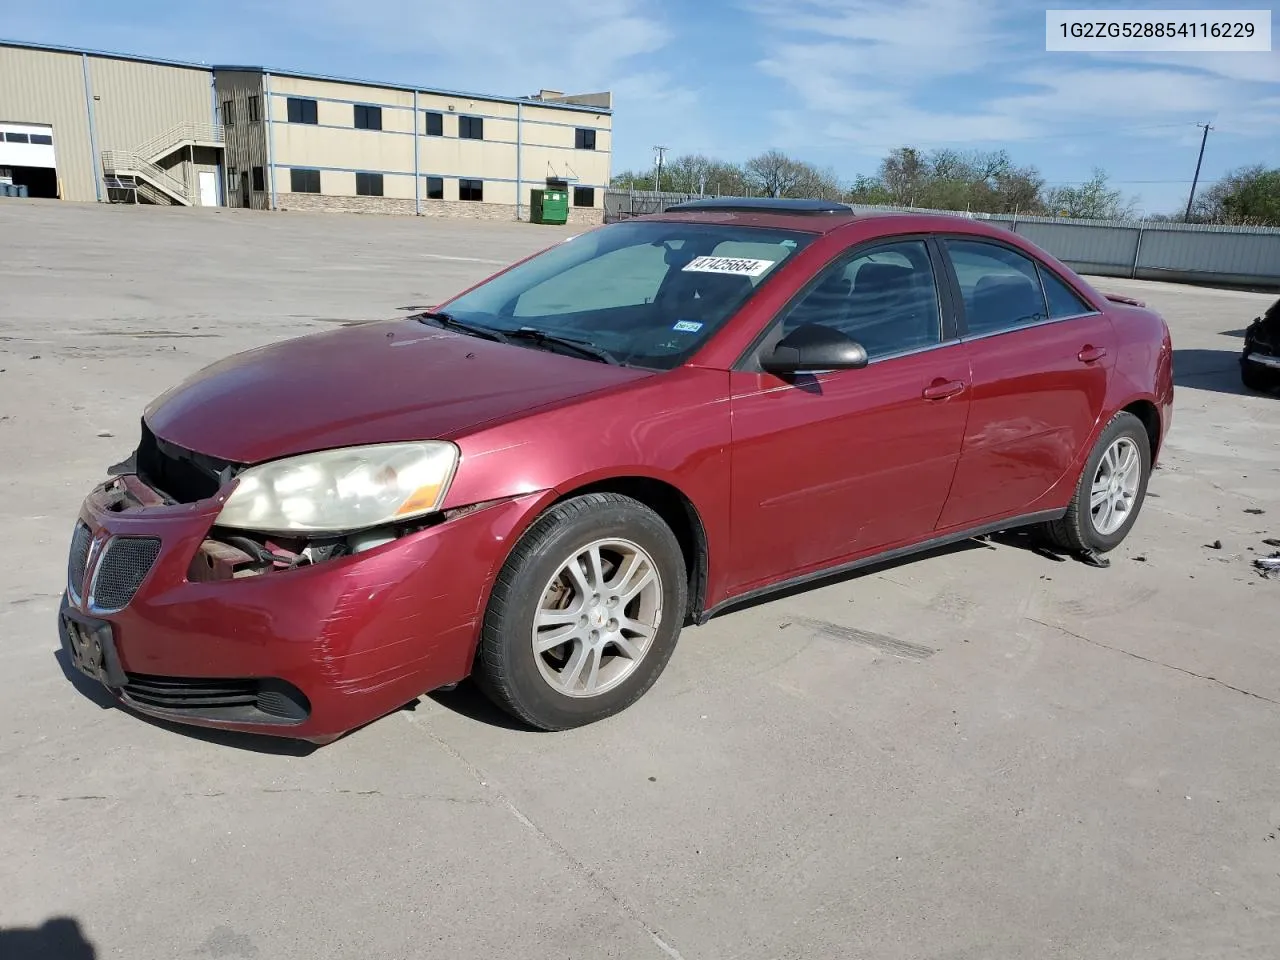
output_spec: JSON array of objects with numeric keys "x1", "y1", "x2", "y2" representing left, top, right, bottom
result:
[
  {"x1": 1194, "y1": 165, "x2": 1280, "y2": 225},
  {"x1": 846, "y1": 174, "x2": 893, "y2": 205}
]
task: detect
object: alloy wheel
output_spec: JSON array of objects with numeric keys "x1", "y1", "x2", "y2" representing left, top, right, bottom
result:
[{"x1": 531, "y1": 538, "x2": 664, "y2": 698}]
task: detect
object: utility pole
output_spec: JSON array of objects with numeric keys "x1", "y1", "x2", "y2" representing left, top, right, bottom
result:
[
  {"x1": 1184, "y1": 122, "x2": 1212, "y2": 222},
  {"x1": 653, "y1": 145, "x2": 667, "y2": 192}
]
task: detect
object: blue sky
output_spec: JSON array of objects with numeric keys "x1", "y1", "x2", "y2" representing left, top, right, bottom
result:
[{"x1": 5, "y1": 0, "x2": 1278, "y2": 214}]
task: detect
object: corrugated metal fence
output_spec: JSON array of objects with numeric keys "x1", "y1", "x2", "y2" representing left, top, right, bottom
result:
[{"x1": 604, "y1": 190, "x2": 1280, "y2": 289}]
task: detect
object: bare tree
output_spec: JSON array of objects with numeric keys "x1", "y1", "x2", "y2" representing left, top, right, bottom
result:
[
  {"x1": 1044, "y1": 168, "x2": 1135, "y2": 219},
  {"x1": 744, "y1": 150, "x2": 808, "y2": 198},
  {"x1": 878, "y1": 147, "x2": 927, "y2": 204}
]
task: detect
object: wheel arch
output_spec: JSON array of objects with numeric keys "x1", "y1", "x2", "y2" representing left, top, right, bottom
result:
[
  {"x1": 1119, "y1": 397, "x2": 1162, "y2": 462},
  {"x1": 549, "y1": 475, "x2": 710, "y2": 626}
]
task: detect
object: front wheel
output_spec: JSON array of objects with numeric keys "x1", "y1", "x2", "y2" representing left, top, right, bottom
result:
[
  {"x1": 475, "y1": 493, "x2": 687, "y2": 731},
  {"x1": 1242, "y1": 358, "x2": 1279, "y2": 393},
  {"x1": 1041, "y1": 411, "x2": 1151, "y2": 555}
]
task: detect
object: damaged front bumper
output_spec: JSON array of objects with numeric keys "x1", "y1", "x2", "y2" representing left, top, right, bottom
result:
[
  {"x1": 1243, "y1": 351, "x2": 1280, "y2": 370},
  {"x1": 1242, "y1": 308, "x2": 1280, "y2": 382},
  {"x1": 60, "y1": 474, "x2": 545, "y2": 743}
]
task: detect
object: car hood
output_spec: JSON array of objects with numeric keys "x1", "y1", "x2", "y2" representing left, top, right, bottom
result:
[{"x1": 144, "y1": 318, "x2": 653, "y2": 463}]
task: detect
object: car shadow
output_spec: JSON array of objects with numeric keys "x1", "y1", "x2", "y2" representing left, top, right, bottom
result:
[
  {"x1": 53, "y1": 648, "x2": 318, "y2": 756},
  {"x1": 1220, "y1": 328, "x2": 1249, "y2": 338},
  {"x1": 709, "y1": 532, "x2": 1064, "y2": 620},
  {"x1": 1172, "y1": 347, "x2": 1252, "y2": 396},
  {"x1": 426, "y1": 680, "x2": 538, "y2": 732},
  {"x1": 0, "y1": 916, "x2": 96, "y2": 959}
]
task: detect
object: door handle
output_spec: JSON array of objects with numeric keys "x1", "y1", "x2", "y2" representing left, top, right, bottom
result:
[
  {"x1": 1078, "y1": 345, "x2": 1107, "y2": 363},
  {"x1": 922, "y1": 379, "x2": 966, "y2": 400}
]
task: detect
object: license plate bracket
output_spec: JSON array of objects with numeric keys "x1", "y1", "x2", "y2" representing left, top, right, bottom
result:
[{"x1": 61, "y1": 613, "x2": 127, "y2": 689}]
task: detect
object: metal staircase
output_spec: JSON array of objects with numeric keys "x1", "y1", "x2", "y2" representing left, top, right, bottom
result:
[
  {"x1": 135, "y1": 122, "x2": 223, "y2": 164},
  {"x1": 102, "y1": 123, "x2": 225, "y2": 206}
]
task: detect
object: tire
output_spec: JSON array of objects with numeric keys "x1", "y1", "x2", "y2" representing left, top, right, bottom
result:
[
  {"x1": 475, "y1": 492, "x2": 687, "y2": 731},
  {"x1": 1241, "y1": 359, "x2": 1278, "y2": 394},
  {"x1": 1041, "y1": 411, "x2": 1151, "y2": 555}
]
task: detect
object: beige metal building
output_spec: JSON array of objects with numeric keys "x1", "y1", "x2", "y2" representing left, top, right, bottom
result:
[{"x1": 0, "y1": 40, "x2": 612, "y2": 223}]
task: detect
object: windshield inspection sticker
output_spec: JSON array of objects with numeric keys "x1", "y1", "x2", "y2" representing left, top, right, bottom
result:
[
  {"x1": 672, "y1": 320, "x2": 703, "y2": 333},
  {"x1": 682, "y1": 255, "x2": 776, "y2": 277}
]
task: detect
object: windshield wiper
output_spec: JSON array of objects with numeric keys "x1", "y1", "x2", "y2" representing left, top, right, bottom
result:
[
  {"x1": 415, "y1": 310, "x2": 510, "y2": 344},
  {"x1": 505, "y1": 326, "x2": 622, "y2": 365}
]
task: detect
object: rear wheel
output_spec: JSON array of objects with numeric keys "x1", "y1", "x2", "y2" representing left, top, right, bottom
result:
[
  {"x1": 1041, "y1": 411, "x2": 1151, "y2": 555},
  {"x1": 475, "y1": 493, "x2": 687, "y2": 731}
]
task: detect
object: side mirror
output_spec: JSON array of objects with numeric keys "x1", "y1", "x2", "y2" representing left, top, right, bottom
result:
[{"x1": 760, "y1": 323, "x2": 869, "y2": 375}]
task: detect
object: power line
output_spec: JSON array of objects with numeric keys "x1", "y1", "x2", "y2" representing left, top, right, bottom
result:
[
  {"x1": 1043, "y1": 177, "x2": 1229, "y2": 184},
  {"x1": 839, "y1": 120, "x2": 1208, "y2": 153}
]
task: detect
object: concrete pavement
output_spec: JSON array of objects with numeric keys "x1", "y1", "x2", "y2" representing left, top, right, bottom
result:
[{"x1": 2, "y1": 200, "x2": 1278, "y2": 960}]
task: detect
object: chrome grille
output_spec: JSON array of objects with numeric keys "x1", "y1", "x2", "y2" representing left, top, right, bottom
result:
[
  {"x1": 67, "y1": 522, "x2": 93, "y2": 600},
  {"x1": 91, "y1": 537, "x2": 161, "y2": 612}
]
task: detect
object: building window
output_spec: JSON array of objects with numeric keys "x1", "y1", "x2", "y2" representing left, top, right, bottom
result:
[
  {"x1": 222, "y1": 100, "x2": 235, "y2": 126},
  {"x1": 287, "y1": 97, "x2": 318, "y2": 124},
  {"x1": 425, "y1": 112, "x2": 443, "y2": 136},
  {"x1": 4, "y1": 132, "x2": 30, "y2": 143},
  {"x1": 247, "y1": 96, "x2": 260, "y2": 122},
  {"x1": 575, "y1": 128, "x2": 596, "y2": 150},
  {"x1": 573, "y1": 186, "x2": 595, "y2": 207},
  {"x1": 290, "y1": 168, "x2": 321, "y2": 193},
  {"x1": 458, "y1": 116, "x2": 483, "y2": 140},
  {"x1": 30, "y1": 133, "x2": 53, "y2": 145},
  {"x1": 459, "y1": 179, "x2": 483, "y2": 202},
  {"x1": 354, "y1": 104, "x2": 382, "y2": 131},
  {"x1": 355, "y1": 172, "x2": 384, "y2": 197},
  {"x1": 252, "y1": 166, "x2": 265, "y2": 192},
  {"x1": 426, "y1": 176, "x2": 444, "y2": 200}
]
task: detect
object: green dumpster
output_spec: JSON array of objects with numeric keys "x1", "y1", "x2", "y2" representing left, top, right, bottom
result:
[{"x1": 530, "y1": 188, "x2": 569, "y2": 225}]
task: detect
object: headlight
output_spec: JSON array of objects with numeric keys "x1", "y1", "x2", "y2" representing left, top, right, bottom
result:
[{"x1": 216, "y1": 442, "x2": 459, "y2": 534}]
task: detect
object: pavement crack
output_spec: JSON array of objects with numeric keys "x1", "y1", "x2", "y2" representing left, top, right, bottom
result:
[
  {"x1": 414, "y1": 723, "x2": 689, "y2": 960},
  {"x1": 1027, "y1": 617, "x2": 1280, "y2": 707}
]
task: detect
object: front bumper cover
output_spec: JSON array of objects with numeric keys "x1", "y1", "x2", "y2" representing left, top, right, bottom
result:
[{"x1": 60, "y1": 475, "x2": 548, "y2": 742}]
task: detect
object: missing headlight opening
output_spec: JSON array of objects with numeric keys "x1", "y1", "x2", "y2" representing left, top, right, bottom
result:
[{"x1": 189, "y1": 514, "x2": 454, "y2": 582}]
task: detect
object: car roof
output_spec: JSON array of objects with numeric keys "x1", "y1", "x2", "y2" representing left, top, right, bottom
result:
[{"x1": 642, "y1": 201, "x2": 1013, "y2": 239}]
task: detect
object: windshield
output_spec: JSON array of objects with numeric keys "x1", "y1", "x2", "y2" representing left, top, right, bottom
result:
[{"x1": 437, "y1": 220, "x2": 815, "y2": 370}]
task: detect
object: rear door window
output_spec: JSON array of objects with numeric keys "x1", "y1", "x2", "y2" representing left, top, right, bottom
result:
[{"x1": 945, "y1": 239, "x2": 1050, "y2": 337}]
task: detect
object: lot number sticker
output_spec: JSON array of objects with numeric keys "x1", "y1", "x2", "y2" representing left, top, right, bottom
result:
[{"x1": 682, "y1": 256, "x2": 776, "y2": 277}]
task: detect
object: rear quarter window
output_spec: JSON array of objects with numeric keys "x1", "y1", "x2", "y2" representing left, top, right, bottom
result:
[{"x1": 1039, "y1": 267, "x2": 1095, "y2": 318}]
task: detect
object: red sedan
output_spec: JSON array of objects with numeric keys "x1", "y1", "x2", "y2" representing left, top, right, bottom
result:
[{"x1": 60, "y1": 199, "x2": 1173, "y2": 742}]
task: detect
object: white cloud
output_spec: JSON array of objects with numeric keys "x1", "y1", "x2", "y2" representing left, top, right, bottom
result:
[
  {"x1": 746, "y1": 0, "x2": 1280, "y2": 157},
  {"x1": 754, "y1": 0, "x2": 1012, "y2": 81},
  {"x1": 15, "y1": 0, "x2": 702, "y2": 173},
  {"x1": 271, "y1": 0, "x2": 671, "y2": 97}
]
